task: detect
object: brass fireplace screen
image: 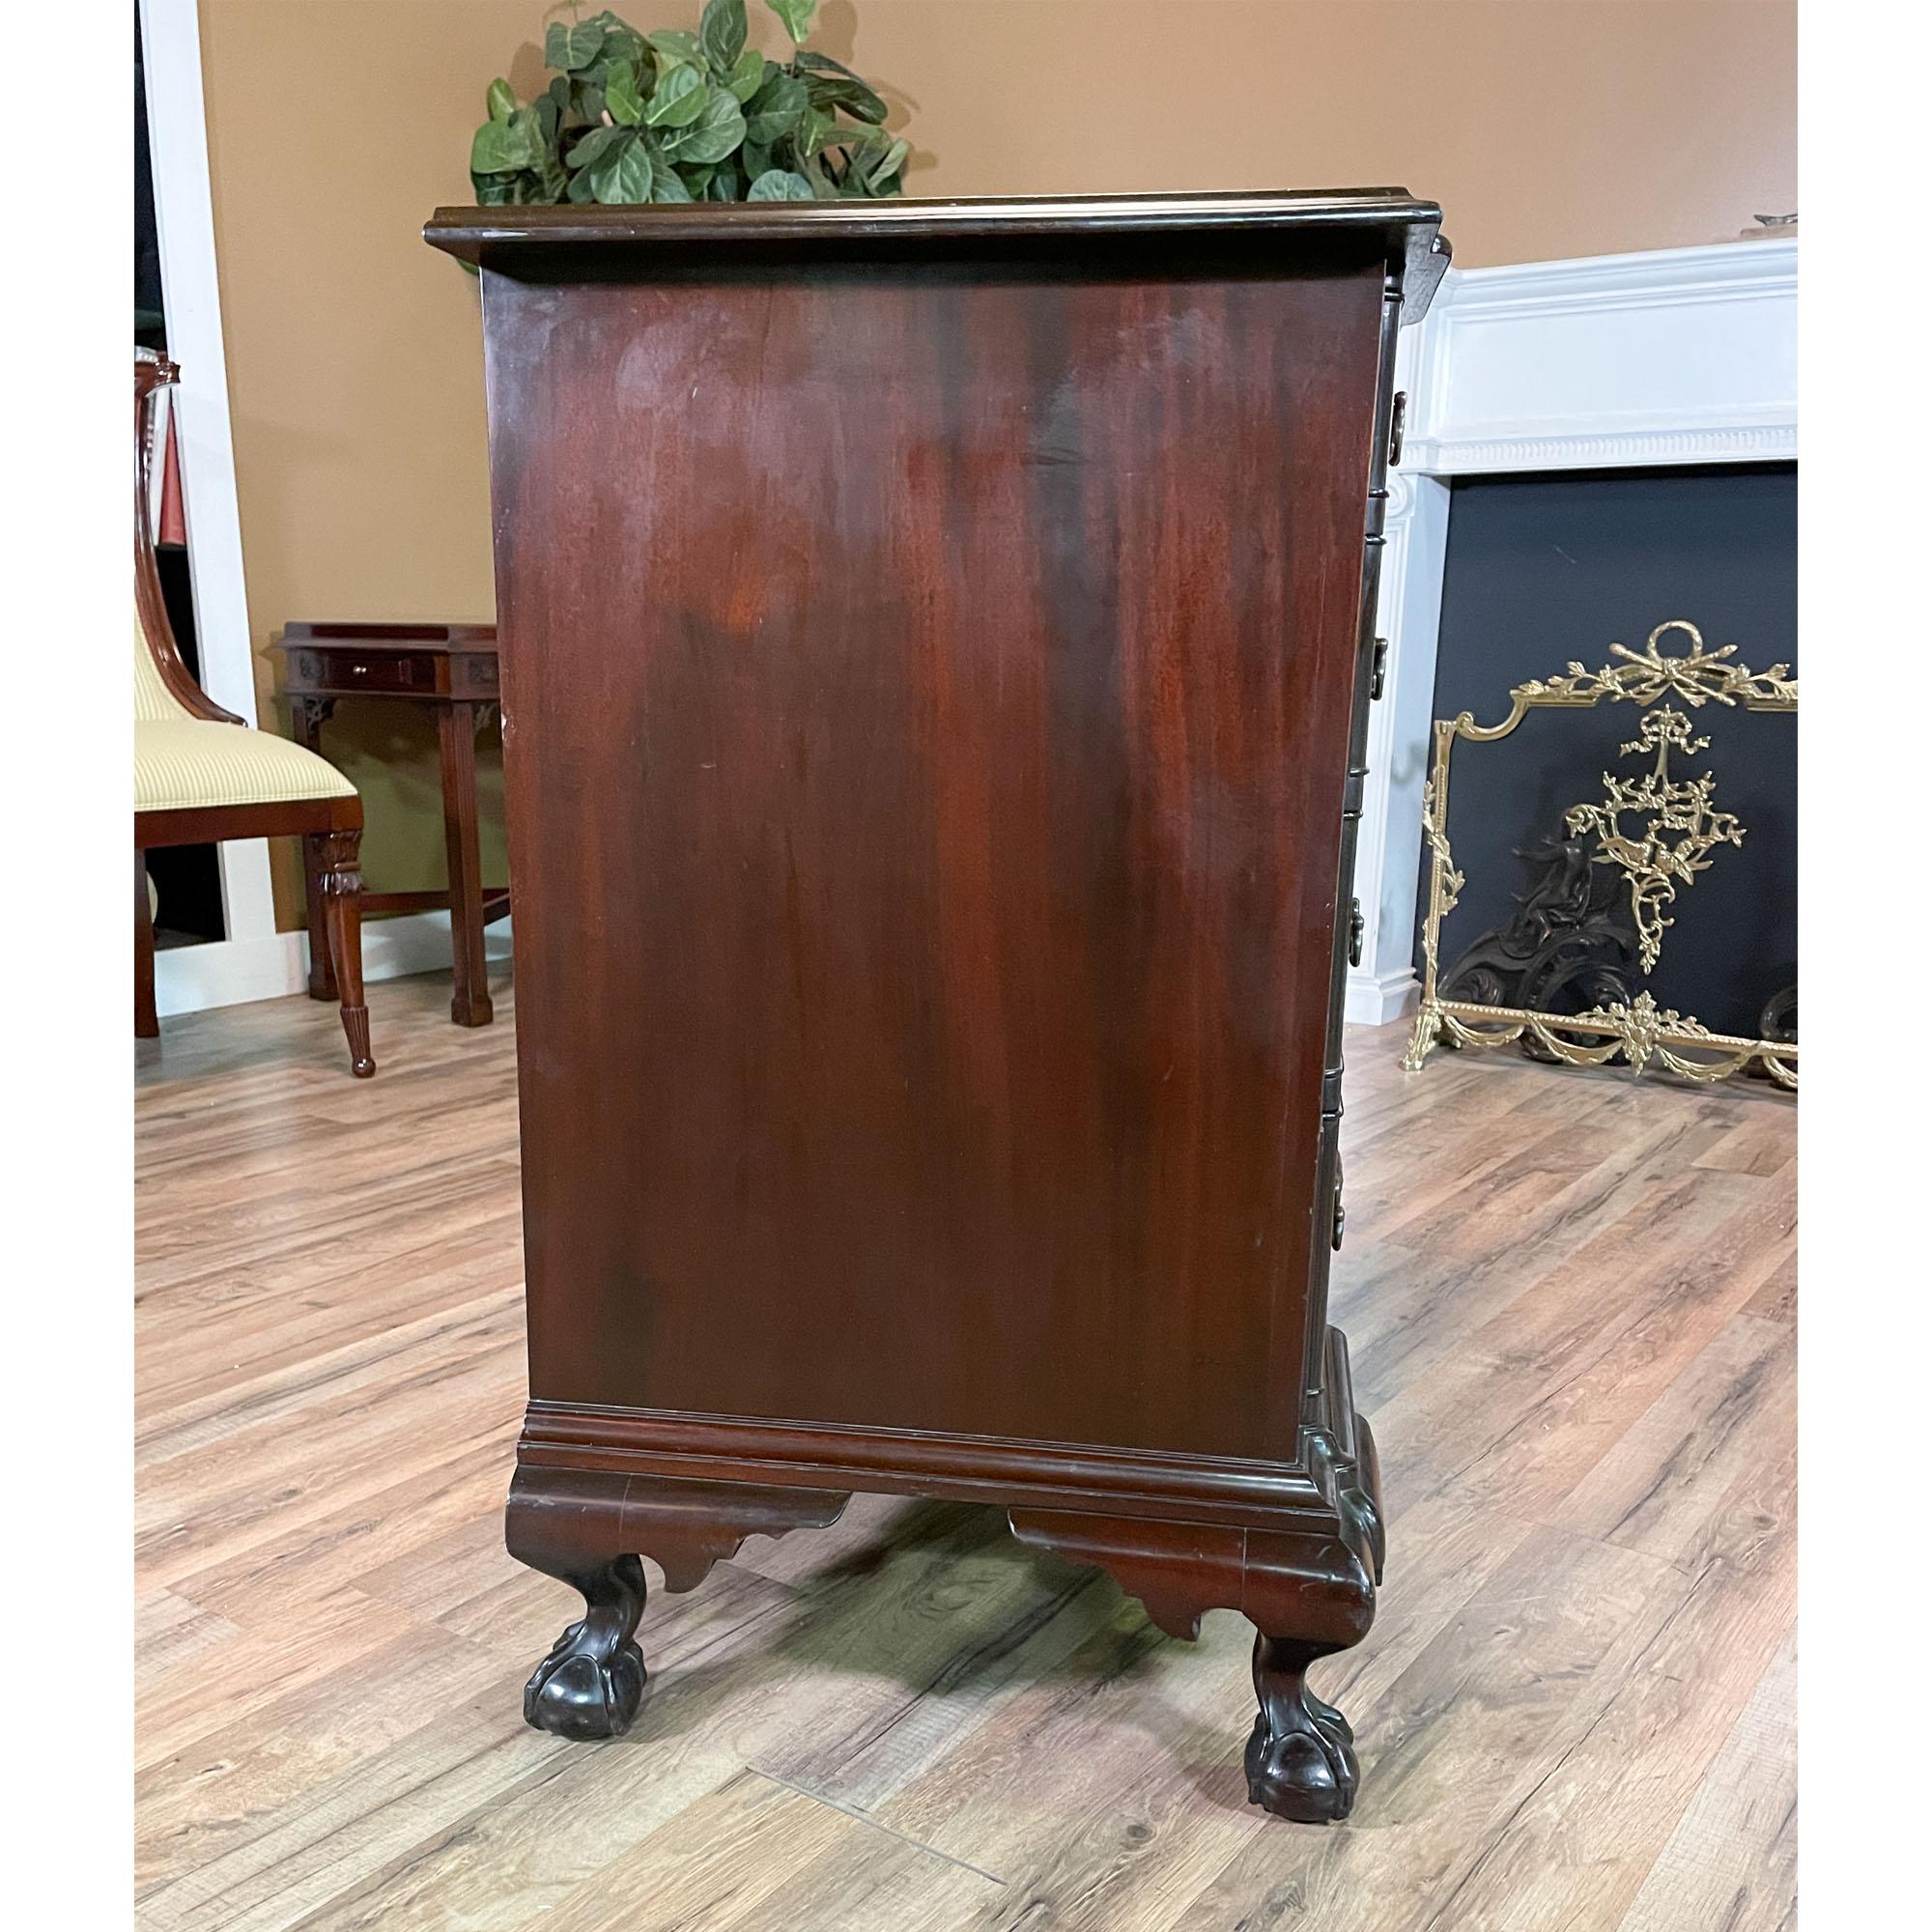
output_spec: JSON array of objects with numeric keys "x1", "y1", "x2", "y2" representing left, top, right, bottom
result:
[{"x1": 1402, "y1": 620, "x2": 1797, "y2": 1089}]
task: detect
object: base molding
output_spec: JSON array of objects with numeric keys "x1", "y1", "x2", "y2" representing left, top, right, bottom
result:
[
  {"x1": 516, "y1": 1401, "x2": 1337, "y2": 1531},
  {"x1": 1344, "y1": 966, "x2": 1420, "y2": 1028},
  {"x1": 507, "y1": 1328, "x2": 1384, "y2": 1822},
  {"x1": 1008, "y1": 1509, "x2": 1373, "y2": 1645}
]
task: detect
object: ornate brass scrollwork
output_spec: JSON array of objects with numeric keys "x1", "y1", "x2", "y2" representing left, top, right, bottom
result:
[{"x1": 1402, "y1": 622, "x2": 1796, "y2": 1090}]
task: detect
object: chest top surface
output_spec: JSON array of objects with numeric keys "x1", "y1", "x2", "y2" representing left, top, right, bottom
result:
[{"x1": 425, "y1": 187, "x2": 1447, "y2": 313}]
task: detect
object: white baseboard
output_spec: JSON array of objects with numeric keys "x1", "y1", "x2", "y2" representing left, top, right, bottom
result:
[
  {"x1": 154, "y1": 912, "x2": 513, "y2": 1018},
  {"x1": 1344, "y1": 967, "x2": 1419, "y2": 1029}
]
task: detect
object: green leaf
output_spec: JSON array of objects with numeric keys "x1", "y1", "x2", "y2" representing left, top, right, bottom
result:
[
  {"x1": 643, "y1": 63, "x2": 706, "y2": 128},
  {"x1": 486, "y1": 77, "x2": 517, "y2": 122},
  {"x1": 546, "y1": 17, "x2": 608, "y2": 74},
  {"x1": 600, "y1": 19, "x2": 650, "y2": 70},
  {"x1": 747, "y1": 168, "x2": 815, "y2": 201},
  {"x1": 565, "y1": 125, "x2": 623, "y2": 170},
  {"x1": 566, "y1": 167, "x2": 597, "y2": 204},
  {"x1": 663, "y1": 86, "x2": 745, "y2": 164},
  {"x1": 469, "y1": 114, "x2": 535, "y2": 174},
  {"x1": 700, "y1": 0, "x2": 748, "y2": 74},
  {"x1": 705, "y1": 164, "x2": 743, "y2": 201},
  {"x1": 837, "y1": 127, "x2": 890, "y2": 169},
  {"x1": 605, "y1": 59, "x2": 646, "y2": 126},
  {"x1": 472, "y1": 170, "x2": 515, "y2": 207},
  {"x1": 724, "y1": 47, "x2": 765, "y2": 103},
  {"x1": 865, "y1": 136, "x2": 909, "y2": 191},
  {"x1": 745, "y1": 71, "x2": 807, "y2": 144},
  {"x1": 647, "y1": 29, "x2": 703, "y2": 69},
  {"x1": 652, "y1": 166, "x2": 696, "y2": 203},
  {"x1": 802, "y1": 72, "x2": 888, "y2": 124},
  {"x1": 796, "y1": 103, "x2": 838, "y2": 159},
  {"x1": 764, "y1": 0, "x2": 817, "y2": 47},
  {"x1": 795, "y1": 51, "x2": 891, "y2": 125},
  {"x1": 589, "y1": 132, "x2": 653, "y2": 204},
  {"x1": 739, "y1": 137, "x2": 772, "y2": 180}
]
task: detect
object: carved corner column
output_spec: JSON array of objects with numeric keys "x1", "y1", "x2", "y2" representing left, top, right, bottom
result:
[{"x1": 1349, "y1": 466, "x2": 1453, "y2": 1032}]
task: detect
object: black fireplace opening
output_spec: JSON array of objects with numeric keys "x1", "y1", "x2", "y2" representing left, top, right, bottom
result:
[{"x1": 1415, "y1": 464, "x2": 1797, "y2": 1044}]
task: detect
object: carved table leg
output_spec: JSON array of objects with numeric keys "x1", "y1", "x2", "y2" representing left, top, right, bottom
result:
[
  {"x1": 300, "y1": 835, "x2": 336, "y2": 1002},
  {"x1": 1245, "y1": 1634, "x2": 1359, "y2": 1823},
  {"x1": 311, "y1": 827, "x2": 375, "y2": 1078},
  {"x1": 438, "y1": 698, "x2": 494, "y2": 1028},
  {"x1": 292, "y1": 699, "x2": 339, "y2": 1001}
]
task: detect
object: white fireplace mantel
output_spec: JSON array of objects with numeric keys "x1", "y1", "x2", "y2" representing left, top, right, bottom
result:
[{"x1": 1347, "y1": 237, "x2": 1798, "y2": 1026}]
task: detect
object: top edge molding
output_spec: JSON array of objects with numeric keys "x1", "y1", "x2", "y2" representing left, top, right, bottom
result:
[{"x1": 424, "y1": 188, "x2": 1451, "y2": 319}]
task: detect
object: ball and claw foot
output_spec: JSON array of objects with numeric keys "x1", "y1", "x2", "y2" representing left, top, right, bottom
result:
[
  {"x1": 522, "y1": 1553, "x2": 648, "y2": 1741},
  {"x1": 1244, "y1": 1634, "x2": 1360, "y2": 1824}
]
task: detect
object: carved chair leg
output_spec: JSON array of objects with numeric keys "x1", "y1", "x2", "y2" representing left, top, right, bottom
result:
[
  {"x1": 134, "y1": 850, "x2": 159, "y2": 1039},
  {"x1": 1246, "y1": 1634, "x2": 1359, "y2": 1823},
  {"x1": 313, "y1": 828, "x2": 374, "y2": 1077}
]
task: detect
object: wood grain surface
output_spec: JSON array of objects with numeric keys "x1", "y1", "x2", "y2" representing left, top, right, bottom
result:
[
  {"x1": 482, "y1": 258, "x2": 1380, "y2": 1457},
  {"x1": 136, "y1": 973, "x2": 1795, "y2": 1930}
]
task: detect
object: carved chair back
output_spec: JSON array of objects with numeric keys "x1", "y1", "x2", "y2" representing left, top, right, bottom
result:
[{"x1": 134, "y1": 349, "x2": 241, "y2": 726}]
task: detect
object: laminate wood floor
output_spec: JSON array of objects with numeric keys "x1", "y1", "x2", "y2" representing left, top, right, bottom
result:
[{"x1": 136, "y1": 970, "x2": 1796, "y2": 1931}]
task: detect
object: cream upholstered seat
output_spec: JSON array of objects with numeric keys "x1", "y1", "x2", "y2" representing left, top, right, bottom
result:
[{"x1": 134, "y1": 615, "x2": 355, "y2": 812}]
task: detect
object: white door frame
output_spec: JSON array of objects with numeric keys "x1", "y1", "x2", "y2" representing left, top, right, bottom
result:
[
  {"x1": 141, "y1": 0, "x2": 278, "y2": 970},
  {"x1": 141, "y1": 0, "x2": 505, "y2": 1015}
]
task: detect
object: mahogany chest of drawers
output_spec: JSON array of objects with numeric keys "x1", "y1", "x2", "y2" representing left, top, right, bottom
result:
[{"x1": 426, "y1": 189, "x2": 1446, "y2": 1822}]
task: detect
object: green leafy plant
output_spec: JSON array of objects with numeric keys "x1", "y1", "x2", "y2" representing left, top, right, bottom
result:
[{"x1": 469, "y1": 0, "x2": 910, "y2": 209}]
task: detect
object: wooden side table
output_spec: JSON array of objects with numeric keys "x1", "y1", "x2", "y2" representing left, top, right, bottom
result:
[{"x1": 276, "y1": 622, "x2": 506, "y2": 1027}]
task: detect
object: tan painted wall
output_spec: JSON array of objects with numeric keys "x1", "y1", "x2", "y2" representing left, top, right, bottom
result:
[{"x1": 198, "y1": 0, "x2": 1795, "y2": 923}]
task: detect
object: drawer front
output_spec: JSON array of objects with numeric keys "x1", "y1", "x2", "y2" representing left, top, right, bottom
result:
[{"x1": 288, "y1": 647, "x2": 438, "y2": 696}]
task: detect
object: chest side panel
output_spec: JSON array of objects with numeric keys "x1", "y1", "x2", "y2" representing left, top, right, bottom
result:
[{"x1": 484, "y1": 257, "x2": 1382, "y2": 1460}]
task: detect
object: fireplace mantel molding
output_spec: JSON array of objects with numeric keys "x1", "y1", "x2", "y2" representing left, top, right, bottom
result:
[{"x1": 1348, "y1": 237, "x2": 1798, "y2": 1026}]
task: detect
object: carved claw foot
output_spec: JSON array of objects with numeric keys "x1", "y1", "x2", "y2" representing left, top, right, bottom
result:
[
  {"x1": 523, "y1": 1553, "x2": 647, "y2": 1741},
  {"x1": 1244, "y1": 1634, "x2": 1359, "y2": 1823}
]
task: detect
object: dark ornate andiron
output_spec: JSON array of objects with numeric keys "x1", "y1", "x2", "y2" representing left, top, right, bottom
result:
[
  {"x1": 1404, "y1": 621, "x2": 1797, "y2": 1088},
  {"x1": 1435, "y1": 829, "x2": 1641, "y2": 1053}
]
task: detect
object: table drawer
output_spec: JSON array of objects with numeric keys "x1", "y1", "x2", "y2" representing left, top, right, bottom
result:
[{"x1": 287, "y1": 648, "x2": 437, "y2": 695}]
